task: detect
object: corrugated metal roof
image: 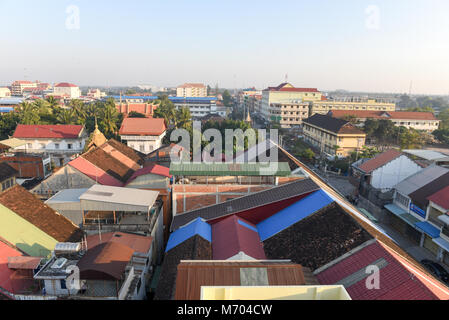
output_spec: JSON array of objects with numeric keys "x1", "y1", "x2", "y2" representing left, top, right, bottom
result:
[
  {"x1": 174, "y1": 261, "x2": 306, "y2": 300},
  {"x1": 212, "y1": 215, "x2": 266, "y2": 260},
  {"x1": 171, "y1": 178, "x2": 320, "y2": 231},
  {"x1": 403, "y1": 150, "x2": 449, "y2": 161},
  {"x1": 165, "y1": 218, "x2": 211, "y2": 252},
  {"x1": 408, "y1": 172, "x2": 449, "y2": 210},
  {"x1": 257, "y1": 190, "x2": 334, "y2": 241},
  {"x1": 79, "y1": 185, "x2": 159, "y2": 209},
  {"x1": 316, "y1": 241, "x2": 440, "y2": 300},
  {"x1": 46, "y1": 188, "x2": 87, "y2": 204},
  {"x1": 169, "y1": 162, "x2": 291, "y2": 176},
  {"x1": 0, "y1": 138, "x2": 27, "y2": 149},
  {"x1": 394, "y1": 165, "x2": 449, "y2": 196}
]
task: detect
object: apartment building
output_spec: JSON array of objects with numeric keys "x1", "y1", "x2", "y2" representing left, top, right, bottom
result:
[
  {"x1": 10, "y1": 81, "x2": 37, "y2": 96},
  {"x1": 269, "y1": 101, "x2": 310, "y2": 128},
  {"x1": 303, "y1": 114, "x2": 366, "y2": 158},
  {"x1": 176, "y1": 83, "x2": 207, "y2": 97},
  {"x1": 312, "y1": 98, "x2": 396, "y2": 115},
  {"x1": 261, "y1": 83, "x2": 322, "y2": 123}
]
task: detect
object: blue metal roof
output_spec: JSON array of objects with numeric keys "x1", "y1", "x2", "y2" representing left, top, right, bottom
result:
[
  {"x1": 415, "y1": 221, "x2": 440, "y2": 239},
  {"x1": 257, "y1": 190, "x2": 334, "y2": 241},
  {"x1": 165, "y1": 217, "x2": 211, "y2": 252},
  {"x1": 237, "y1": 219, "x2": 258, "y2": 232},
  {"x1": 0, "y1": 107, "x2": 14, "y2": 113},
  {"x1": 0, "y1": 98, "x2": 23, "y2": 105}
]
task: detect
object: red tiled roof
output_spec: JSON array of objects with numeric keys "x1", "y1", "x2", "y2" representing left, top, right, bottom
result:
[
  {"x1": 119, "y1": 117, "x2": 167, "y2": 136},
  {"x1": 126, "y1": 164, "x2": 171, "y2": 185},
  {"x1": 316, "y1": 241, "x2": 440, "y2": 300},
  {"x1": 357, "y1": 149, "x2": 402, "y2": 173},
  {"x1": 212, "y1": 215, "x2": 266, "y2": 260},
  {"x1": 427, "y1": 185, "x2": 449, "y2": 211},
  {"x1": 55, "y1": 82, "x2": 78, "y2": 88},
  {"x1": 330, "y1": 110, "x2": 438, "y2": 121},
  {"x1": 68, "y1": 157, "x2": 124, "y2": 187},
  {"x1": 12, "y1": 81, "x2": 33, "y2": 85},
  {"x1": 13, "y1": 124, "x2": 84, "y2": 139},
  {"x1": 86, "y1": 232, "x2": 152, "y2": 254}
]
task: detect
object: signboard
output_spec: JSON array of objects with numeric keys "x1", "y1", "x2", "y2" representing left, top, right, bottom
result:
[{"x1": 410, "y1": 203, "x2": 426, "y2": 219}]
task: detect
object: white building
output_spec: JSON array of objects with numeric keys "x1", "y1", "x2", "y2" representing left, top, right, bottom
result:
[
  {"x1": 12, "y1": 124, "x2": 88, "y2": 166},
  {"x1": 352, "y1": 149, "x2": 424, "y2": 191},
  {"x1": 54, "y1": 83, "x2": 81, "y2": 99},
  {"x1": 119, "y1": 117, "x2": 167, "y2": 154},
  {"x1": 0, "y1": 88, "x2": 11, "y2": 98},
  {"x1": 177, "y1": 83, "x2": 207, "y2": 97}
]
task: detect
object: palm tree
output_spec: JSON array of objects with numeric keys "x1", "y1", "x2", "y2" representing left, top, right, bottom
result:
[
  {"x1": 99, "y1": 98, "x2": 119, "y2": 137},
  {"x1": 18, "y1": 102, "x2": 40, "y2": 124},
  {"x1": 45, "y1": 96, "x2": 60, "y2": 109},
  {"x1": 56, "y1": 108, "x2": 76, "y2": 124},
  {"x1": 176, "y1": 107, "x2": 192, "y2": 129}
]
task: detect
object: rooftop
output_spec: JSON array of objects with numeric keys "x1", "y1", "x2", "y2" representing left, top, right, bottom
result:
[
  {"x1": 174, "y1": 260, "x2": 308, "y2": 300},
  {"x1": 0, "y1": 185, "x2": 84, "y2": 243},
  {"x1": 427, "y1": 185, "x2": 449, "y2": 211},
  {"x1": 13, "y1": 124, "x2": 84, "y2": 139},
  {"x1": 329, "y1": 110, "x2": 438, "y2": 121},
  {"x1": 0, "y1": 162, "x2": 18, "y2": 180},
  {"x1": 303, "y1": 114, "x2": 365, "y2": 135},
  {"x1": 408, "y1": 172, "x2": 449, "y2": 210},
  {"x1": 394, "y1": 165, "x2": 449, "y2": 196},
  {"x1": 119, "y1": 117, "x2": 167, "y2": 136},
  {"x1": 169, "y1": 162, "x2": 291, "y2": 177},
  {"x1": 356, "y1": 149, "x2": 403, "y2": 174},
  {"x1": 170, "y1": 178, "x2": 320, "y2": 231}
]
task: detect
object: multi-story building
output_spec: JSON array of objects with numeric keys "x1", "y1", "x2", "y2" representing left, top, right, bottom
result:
[
  {"x1": 11, "y1": 81, "x2": 37, "y2": 96},
  {"x1": 12, "y1": 124, "x2": 88, "y2": 166},
  {"x1": 269, "y1": 101, "x2": 310, "y2": 128},
  {"x1": 116, "y1": 101, "x2": 159, "y2": 117},
  {"x1": 261, "y1": 83, "x2": 322, "y2": 123},
  {"x1": 54, "y1": 83, "x2": 81, "y2": 99},
  {"x1": 302, "y1": 114, "x2": 366, "y2": 158},
  {"x1": 312, "y1": 98, "x2": 396, "y2": 115},
  {"x1": 87, "y1": 88, "x2": 106, "y2": 99},
  {"x1": 176, "y1": 83, "x2": 207, "y2": 97},
  {"x1": 119, "y1": 117, "x2": 167, "y2": 154},
  {"x1": 0, "y1": 88, "x2": 11, "y2": 98},
  {"x1": 328, "y1": 110, "x2": 440, "y2": 132}
]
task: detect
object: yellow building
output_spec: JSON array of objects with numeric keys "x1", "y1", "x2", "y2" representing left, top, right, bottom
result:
[
  {"x1": 312, "y1": 98, "x2": 396, "y2": 115},
  {"x1": 261, "y1": 83, "x2": 322, "y2": 122},
  {"x1": 303, "y1": 114, "x2": 366, "y2": 157}
]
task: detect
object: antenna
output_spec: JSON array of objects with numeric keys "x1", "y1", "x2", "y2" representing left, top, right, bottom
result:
[{"x1": 98, "y1": 214, "x2": 102, "y2": 242}]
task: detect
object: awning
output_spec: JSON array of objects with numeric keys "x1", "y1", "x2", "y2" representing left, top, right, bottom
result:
[
  {"x1": 415, "y1": 221, "x2": 440, "y2": 239},
  {"x1": 384, "y1": 203, "x2": 420, "y2": 227},
  {"x1": 433, "y1": 237, "x2": 449, "y2": 253}
]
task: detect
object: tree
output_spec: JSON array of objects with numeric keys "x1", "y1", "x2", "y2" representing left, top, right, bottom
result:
[
  {"x1": 300, "y1": 148, "x2": 315, "y2": 161},
  {"x1": 398, "y1": 127, "x2": 423, "y2": 149},
  {"x1": 128, "y1": 111, "x2": 146, "y2": 118},
  {"x1": 98, "y1": 98, "x2": 120, "y2": 138},
  {"x1": 17, "y1": 102, "x2": 40, "y2": 125},
  {"x1": 45, "y1": 96, "x2": 60, "y2": 109},
  {"x1": 176, "y1": 107, "x2": 192, "y2": 130},
  {"x1": 0, "y1": 112, "x2": 21, "y2": 139},
  {"x1": 56, "y1": 108, "x2": 76, "y2": 124},
  {"x1": 222, "y1": 90, "x2": 232, "y2": 107},
  {"x1": 153, "y1": 96, "x2": 177, "y2": 127}
]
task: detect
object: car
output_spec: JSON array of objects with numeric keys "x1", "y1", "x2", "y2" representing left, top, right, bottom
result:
[{"x1": 421, "y1": 259, "x2": 449, "y2": 283}]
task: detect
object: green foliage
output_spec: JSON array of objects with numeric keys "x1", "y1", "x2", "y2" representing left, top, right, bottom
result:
[
  {"x1": 299, "y1": 148, "x2": 315, "y2": 160},
  {"x1": 363, "y1": 119, "x2": 424, "y2": 149},
  {"x1": 0, "y1": 112, "x2": 21, "y2": 140},
  {"x1": 222, "y1": 90, "x2": 232, "y2": 107},
  {"x1": 128, "y1": 111, "x2": 146, "y2": 118},
  {"x1": 433, "y1": 129, "x2": 449, "y2": 145}
]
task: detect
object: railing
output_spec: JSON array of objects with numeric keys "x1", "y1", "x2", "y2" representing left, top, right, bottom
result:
[{"x1": 118, "y1": 267, "x2": 135, "y2": 300}]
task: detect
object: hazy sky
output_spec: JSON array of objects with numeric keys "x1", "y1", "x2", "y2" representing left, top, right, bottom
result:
[{"x1": 1, "y1": 0, "x2": 449, "y2": 94}]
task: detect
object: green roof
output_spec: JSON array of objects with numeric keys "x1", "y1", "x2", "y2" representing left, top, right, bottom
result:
[{"x1": 169, "y1": 162, "x2": 291, "y2": 177}]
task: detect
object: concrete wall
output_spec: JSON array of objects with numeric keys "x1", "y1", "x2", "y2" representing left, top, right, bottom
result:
[{"x1": 370, "y1": 155, "x2": 422, "y2": 190}]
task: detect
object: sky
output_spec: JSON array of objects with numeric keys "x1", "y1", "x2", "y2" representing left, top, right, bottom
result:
[{"x1": 0, "y1": 0, "x2": 449, "y2": 94}]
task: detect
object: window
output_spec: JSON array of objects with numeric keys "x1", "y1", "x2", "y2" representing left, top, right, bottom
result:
[
  {"x1": 67, "y1": 144, "x2": 73, "y2": 150},
  {"x1": 395, "y1": 192, "x2": 409, "y2": 208},
  {"x1": 54, "y1": 143, "x2": 59, "y2": 149},
  {"x1": 60, "y1": 279, "x2": 67, "y2": 290},
  {"x1": 27, "y1": 143, "x2": 32, "y2": 149},
  {"x1": 40, "y1": 144, "x2": 46, "y2": 149},
  {"x1": 140, "y1": 145, "x2": 145, "y2": 152}
]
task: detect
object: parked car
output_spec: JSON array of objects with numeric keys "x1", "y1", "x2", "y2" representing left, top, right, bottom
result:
[{"x1": 421, "y1": 259, "x2": 449, "y2": 283}]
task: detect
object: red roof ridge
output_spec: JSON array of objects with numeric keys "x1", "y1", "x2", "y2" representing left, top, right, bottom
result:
[{"x1": 357, "y1": 149, "x2": 403, "y2": 173}]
